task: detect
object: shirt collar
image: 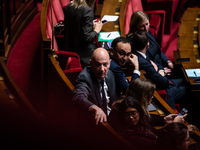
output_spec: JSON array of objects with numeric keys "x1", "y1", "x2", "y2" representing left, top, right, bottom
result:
[{"x1": 137, "y1": 51, "x2": 146, "y2": 59}]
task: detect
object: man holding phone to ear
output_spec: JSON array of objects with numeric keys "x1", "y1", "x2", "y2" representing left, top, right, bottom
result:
[{"x1": 109, "y1": 37, "x2": 140, "y2": 96}]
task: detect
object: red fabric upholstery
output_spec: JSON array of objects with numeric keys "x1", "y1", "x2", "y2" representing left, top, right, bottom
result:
[
  {"x1": 47, "y1": 4, "x2": 58, "y2": 26},
  {"x1": 157, "y1": 90, "x2": 180, "y2": 112},
  {"x1": 146, "y1": 0, "x2": 179, "y2": 34},
  {"x1": 56, "y1": 51, "x2": 83, "y2": 85},
  {"x1": 52, "y1": 0, "x2": 64, "y2": 22},
  {"x1": 46, "y1": 1, "x2": 83, "y2": 86},
  {"x1": 124, "y1": 0, "x2": 165, "y2": 48},
  {"x1": 146, "y1": 10, "x2": 165, "y2": 49},
  {"x1": 156, "y1": 90, "x2": 167, "y2": 101},
  {"x1": 149, "y1": 13, "x2": 161, "y2": 39}
]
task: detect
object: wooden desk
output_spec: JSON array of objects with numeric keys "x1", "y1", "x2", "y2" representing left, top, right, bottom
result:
[
  {"x1": 178, "y1": 21, "x2": 198, "y2": 36},
  {"x1": 178, "y1": 36, "x2": 198, "y2": 49},
  {"x1": 182, "y1": 63, "x2": 200, "y2": 92},
  {"x1": 176, "y1": 7, "x2": 200, "y2": 97},
  {"x1": 181, "y1": 8, "x2": 200, "y2": 22}
]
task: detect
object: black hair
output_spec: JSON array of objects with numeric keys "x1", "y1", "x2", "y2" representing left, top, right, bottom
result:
[
  {"x1": 131, "y1": 30, "x2": 149, "y2": 51},
  {"x1": 111, "y1": 37, "x2": 130, "y2": 51}
]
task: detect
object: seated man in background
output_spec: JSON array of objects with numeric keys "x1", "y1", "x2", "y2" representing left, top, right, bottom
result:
[
  {"x1": 73, "y1": 48, "x2": 117, "y2": 125},
  {"x1": 132, "y1": 30, "x2": 187, "y2": 110},
  {"x1": 109, "y1": 37, "x2": 140, "y2": 96}
]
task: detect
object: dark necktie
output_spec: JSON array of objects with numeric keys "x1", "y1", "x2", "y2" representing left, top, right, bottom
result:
[
  {"x1": 146, "y1": 57, "x2": 158, "y2": 71},
  {"x1": 100, "y1": 80, "x2": 107, "y2": 115}
]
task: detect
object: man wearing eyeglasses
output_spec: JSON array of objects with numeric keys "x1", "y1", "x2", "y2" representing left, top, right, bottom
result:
[{"x1": 109, "y1": 37, "x2": 140, "y2": 96}]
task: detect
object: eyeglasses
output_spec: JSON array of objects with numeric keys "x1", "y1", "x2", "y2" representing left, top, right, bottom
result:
[
  {"x1": 116, "y1": 50, "x2": 132, "y2": 58},
  {"x1": 124, "y1": 111, "x2": 139, "y2": 118}
]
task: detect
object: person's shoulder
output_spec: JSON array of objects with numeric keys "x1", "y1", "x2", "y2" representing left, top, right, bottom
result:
[
  {"x1": 65, "y1": 3, "x2": 72, "y2": 9},
  {"x1": 77, "y1": 66, "x2": 91, "y2": 78},
  {"x1": 110, "y1": 59, "x2": 122, "y2": 70}
]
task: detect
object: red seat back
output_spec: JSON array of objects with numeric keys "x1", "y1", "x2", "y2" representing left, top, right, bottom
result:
[
  {"x1": 52, "y1": 0, "x2": 64, "y2": 22},
  {"x1": 124, "y1": 0, "x2": 143, "y2": 35}
]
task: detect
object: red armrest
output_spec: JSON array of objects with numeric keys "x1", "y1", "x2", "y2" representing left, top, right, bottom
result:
[
  {"x1": 56, "y1": 50, "x2": 80, "y2": 59},
  {"x1": 156, "y1": 90, "x2": 167, "y2": 101},
  {"x1": 56, "y1": 50, "x2": 82, "y2": 70}
]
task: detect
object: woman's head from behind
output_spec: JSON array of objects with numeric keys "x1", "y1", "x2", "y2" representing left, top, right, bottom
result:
[
  {"x1": 128, "y1": 11, "x2": 150, "y2": 36},
  {"x1": 126, "y1": 78, "x2": 156, "y2": 116},
  {"x1": 118, "y1": 96, "x2": 148, "y2": 129},
  {"x1": 157, "y1": 122, "x2": 190, "y2": 150},
  {"x1": 73, "y1": 0, "x2": 96, "y2": 9}
]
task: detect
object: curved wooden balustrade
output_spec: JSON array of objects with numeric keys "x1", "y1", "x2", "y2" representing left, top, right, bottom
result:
[{"x1": 41, "y1": 0, "x2": 200, "y2": 148}]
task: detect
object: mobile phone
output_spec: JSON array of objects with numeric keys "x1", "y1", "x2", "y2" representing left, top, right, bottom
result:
[
  {"x1": 178, "y1": 108, "x2": 188, "y2": 116},
  {"x1": 102, "y1": 20, "x2": 108, "y2": 24}
]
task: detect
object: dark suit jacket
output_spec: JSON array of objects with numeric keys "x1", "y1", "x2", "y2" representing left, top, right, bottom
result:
[
  {"x1": 147, "y1": 31, "x2": 169, "y2": 67},
  {"x1": 73, "y1": 66, "x2": 117, "y2": 112},
  {"x1": 109, "y1": 59, "x2": 140, "y2": 95},
  {"x1": 136, "y1": 52, "x2": 170, "y2": 90},
  {"x1": 127, "y1": 31, "x2": 169, "y2": 68},
  {"x1": 64, "y1": 3, "x2": 97, "y2": 65}
]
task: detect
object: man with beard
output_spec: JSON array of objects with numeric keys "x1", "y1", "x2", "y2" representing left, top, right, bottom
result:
[{"x1": 109, "y1": 37, "x2": 140, "y2": 96}]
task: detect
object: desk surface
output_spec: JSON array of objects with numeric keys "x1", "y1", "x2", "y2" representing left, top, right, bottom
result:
[{"x1": 176, "y1": 8, "x2": 200, "y2": 92}]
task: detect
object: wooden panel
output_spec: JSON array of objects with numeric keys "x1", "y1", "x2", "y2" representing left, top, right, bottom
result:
[
  {"x1": 15, "y1": 0, "x2": 23, "y2": 14},
  {"x1": 181, "y1": 7, "x2": 200, "y2": 22},
  {"x1": 178, "y1": 36, "x2": 198, "y2": 49},
  {"x1": 100, "y1": 0, "x2": 122, "y2": 32},
  {"x1": 178, "y1": 21, "x2": 198, "y2": 36},
  {"x1": 0, "y1": 0, "x2": 38, "y2": 58}
]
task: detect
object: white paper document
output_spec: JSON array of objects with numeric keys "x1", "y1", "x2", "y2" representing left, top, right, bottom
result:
[
  {"x1": 185, "y1": 68, "x2": 200, "y2": 77},
  {"x1": 98, "y1": 31, "x2": 120, "y2": 41},
  {"x1": 101, "y1": 15, "x2": 119, "y2": 22}
]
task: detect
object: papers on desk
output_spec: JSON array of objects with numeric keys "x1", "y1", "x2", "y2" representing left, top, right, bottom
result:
[
  {"x1": 148, "y1": 103, "x2": 157, "y2": 112},
  {"x1": 98, "y1": 31, "x2": 120, "y2": 41},
  {"x1": 101, "y1": 15, "x2": 119, "y2": 22},
  {"x1": 185, "y1": 68, "x2": 200, "y2": 77}
]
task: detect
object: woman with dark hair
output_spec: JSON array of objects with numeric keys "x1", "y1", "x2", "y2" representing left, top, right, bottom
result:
[
  {"x1": 126, "y1": 78, "x2": 186, "y2": 126},
  {"x1": 64, "y1": 0, "x2": 103, "y2": 65},
  {"x1": 108, "y1": 96, "x2": 158, "y2": 150},
  {"x1": 157, "y1": 122, "x2": 199, "y2": 150}
]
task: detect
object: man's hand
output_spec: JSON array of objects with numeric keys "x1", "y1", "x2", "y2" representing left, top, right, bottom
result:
[
  {"x1": 167, "y1": 60, "x2": 174, "y2": 69},
  {"x1": 158, "y1": 70, "x2": 165, "y2": 76},
  {"x1": 164, "y1": 67, "x2": 172, "y2": 76},
  {"x1": 89, "y1": 105, "x2": 107, "y2": 125},
  {"x1": 128, "y1": 54, "x2": 139, "y2": 70}
]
